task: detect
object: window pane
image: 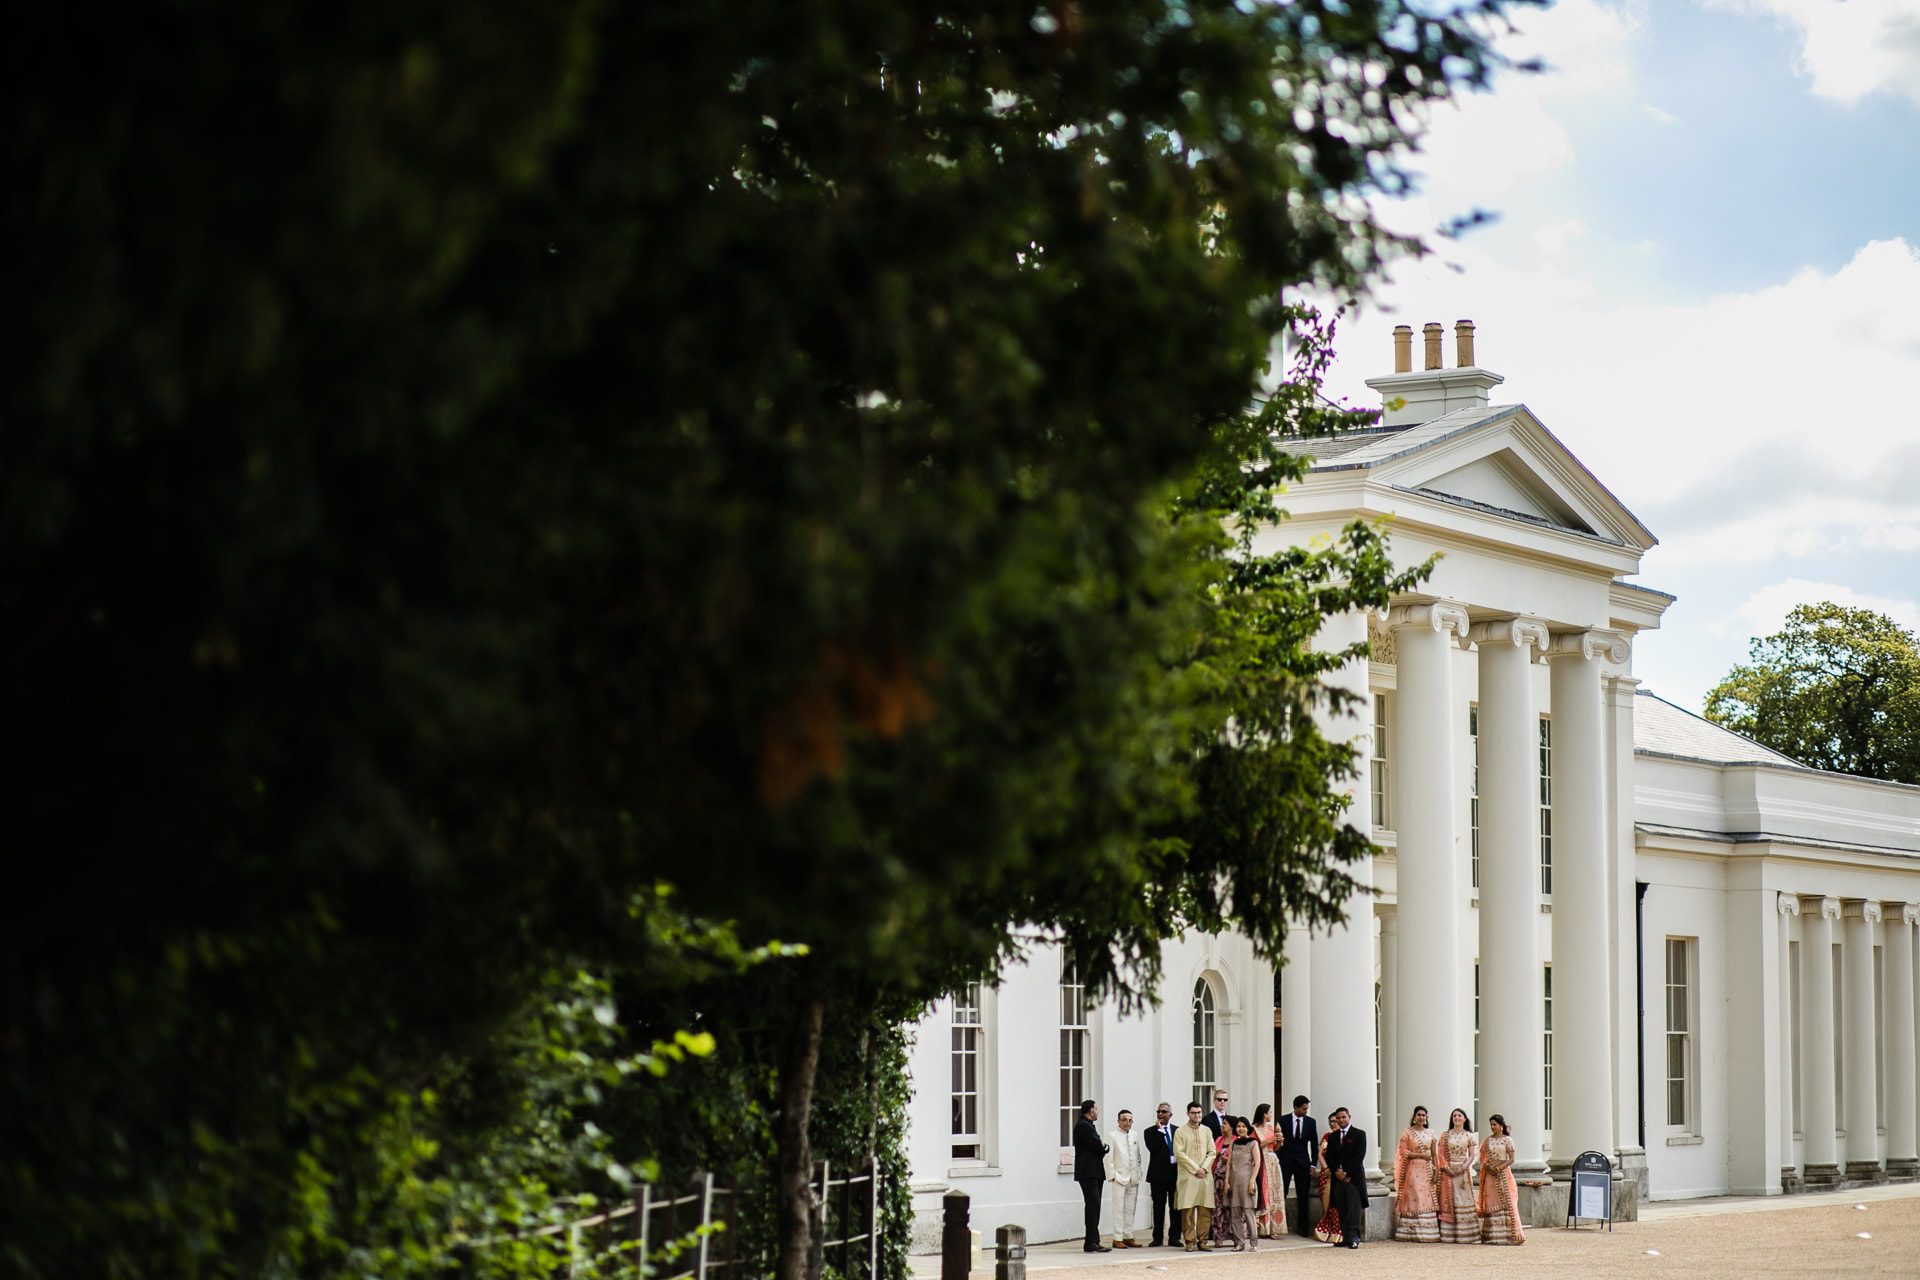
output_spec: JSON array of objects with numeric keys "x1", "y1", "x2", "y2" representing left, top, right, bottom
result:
[{"x1": 1668, "y1": 1079, "x2": 1686, "y2": 1126}]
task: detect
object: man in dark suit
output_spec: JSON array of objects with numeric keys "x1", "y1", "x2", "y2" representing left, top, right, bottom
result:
[
  {"x1": 1072, "y1": 1100, "x2": 1112, "y2": 1253},
  {"x1": 1201, "y1": 1088, "x2": 1230, "y2": 1139},
  {"x1": 1276, "y1": 1094, "x2": 1318, "y2": 1238},
  {"x1": 1324, "y1": 1106, "x2": 1368, "y2": 1248},
  {"x1": 1142, "y1": 1101, "x2": 1181, "y2": 1247}
]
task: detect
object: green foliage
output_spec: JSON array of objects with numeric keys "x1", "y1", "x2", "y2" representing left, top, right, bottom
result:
[
  {"x1": 8, "y1": 1, "x2": 1514, "y2": 1275},
  {"x1": 1706, "y1": 603, "x2": 1920, "y2": 783}
]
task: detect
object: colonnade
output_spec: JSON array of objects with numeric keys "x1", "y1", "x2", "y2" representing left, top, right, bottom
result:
[
  {"x1": 1778, "y1": 894, "x2": 1920, "y2": 1185},
  {"x1": 1302, "y1": 600, "x2": 1630, "y2": 1191}
]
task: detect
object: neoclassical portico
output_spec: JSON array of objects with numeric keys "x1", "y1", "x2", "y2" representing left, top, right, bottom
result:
[{"x1": 897, "y1": 324, "x2": 1920, "y2": 1251}]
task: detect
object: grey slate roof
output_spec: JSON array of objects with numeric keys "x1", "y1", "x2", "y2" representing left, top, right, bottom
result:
[
  {"x1": 1271, "y1": 405, "x2": 1519, "y2": 470},
  {"x1": 1633, "y1": 690, "x2": 1806, "y2": 769}
]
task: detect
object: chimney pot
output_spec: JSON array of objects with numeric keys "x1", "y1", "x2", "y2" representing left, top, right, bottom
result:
[
  {"x1": 1392, "y1": 325, "x2": 1413, "y2": 374},
  {"x1": 1423, "y1": 322, "x2": 1444, "y2": 371},
  {"x1": 1455, "y1": 319, "x2": 1476, "y2": 368}
]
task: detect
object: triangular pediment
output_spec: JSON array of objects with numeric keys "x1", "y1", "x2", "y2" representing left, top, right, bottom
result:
[
  {"x1": 1358, "y1": 405, "x2": 1656, "y2": 551},
  {"x1": 1420, "y1": 449, "x2": 1595, "y2": 534}
]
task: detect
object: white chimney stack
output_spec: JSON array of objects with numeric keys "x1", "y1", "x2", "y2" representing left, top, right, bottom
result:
[{"x1": 1365, "y1": 317, "x2": 1504, "y2": 428}]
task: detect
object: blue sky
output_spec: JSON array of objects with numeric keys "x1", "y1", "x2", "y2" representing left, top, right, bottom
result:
[{"x1": 1317, "y1": 0, "x2": 1920, "y2": 711}]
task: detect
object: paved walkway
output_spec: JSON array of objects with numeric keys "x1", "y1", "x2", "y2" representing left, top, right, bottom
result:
[{"x1": 910, "y1": 1180, "x2": 1920, "y2": 1277}]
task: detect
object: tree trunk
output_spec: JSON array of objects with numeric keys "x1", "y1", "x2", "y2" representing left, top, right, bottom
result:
[{"x1": 775, "y1": 959, "x2": 826, "y2": 1280}]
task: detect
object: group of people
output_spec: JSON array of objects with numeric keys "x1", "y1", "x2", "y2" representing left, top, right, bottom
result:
[
  {"x1": 1070, "y1": 1090, "x2": 1528, "y2": 1253},
  {"x1": 1387, "y1": 1106, "x2": 1527, "y2": 1247},
  {"x1": 1069, "y1": 1089, "x2": 1364, "y2": 1253}
]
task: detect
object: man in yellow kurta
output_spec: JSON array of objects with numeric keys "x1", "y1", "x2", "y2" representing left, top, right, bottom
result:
[{"x1": 1173, "y1": 1100, "x2": 1216, "y2": 1250}]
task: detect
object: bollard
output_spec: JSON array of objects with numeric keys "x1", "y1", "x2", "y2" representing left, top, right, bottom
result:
[
  {"x1": 994, "y1": 1224, "x2": 1027, "y2": 1280},
  {"x1": 941, "y1": 1189, "x2": 972, "y2": 1279}
]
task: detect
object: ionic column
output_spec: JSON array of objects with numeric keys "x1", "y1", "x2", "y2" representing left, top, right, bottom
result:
[
  {"x1": 1389, "y1": 602, "x2": 1470, "y2": 1126},
  {"x1": 1843, "y1": 901, "x2": 1886, "y2": 1182},
  {"x1": 1472, "y1": 617, "x2": 1549, "y2": 1172},
  {"x1": 1801, "y1": 896, "x2": 1842, "y2": 1184},
  {"x1": 1886, "y1": 904, "x2": 1919, "y2": 1179},
  {"x1": 1545, "y1": 630, "x2": 1625, "y2": 1175},
  {"x1": 1778, "y1": 893, "x2": 1801, "y2": 1185},
  {"x1": 1311, "y1": 609, "x2": 1377, "y2": 1167}
]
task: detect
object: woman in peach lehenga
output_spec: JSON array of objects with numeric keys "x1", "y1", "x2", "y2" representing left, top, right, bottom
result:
[
  {"x1": 1476, "y1": 1113, "x2": 1526, "y2": 1245},
  {"x1": 1435, "y1": 1108, "x2": 1479, "y2": 1244},
  {"x1": 1251, "y1": 1104, "x2": 1286, "y2": 1238},
  {"x1": 1311, "y1": 1123, "x2": 1344, "y2": 1244},
  {"x1": 1391, "y1": 1106, "x2": 1440, "y2": 1242}
]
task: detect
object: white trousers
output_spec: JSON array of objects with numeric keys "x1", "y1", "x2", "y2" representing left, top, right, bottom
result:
[{"x1": 1111, "y1": 1182, "x2": 1141, "y2": 1242}]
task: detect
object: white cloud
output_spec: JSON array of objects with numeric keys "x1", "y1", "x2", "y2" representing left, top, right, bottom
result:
[
  {"x1": 1708, "y1": 0, "x2": 1920, "y2": 106},
  {"x1": 1384, "y1": 0, "x2": 1642, "y2": 227},
  {"x1": 1324, "y1": 236, "x2": 1920, "y2": 574},
  {"x1": 1641, "y1": 103, "x2": 1679, "y2": 125},
  {"x1": 1735, "y1": 577, "x2": 1920, "y2": 637}
]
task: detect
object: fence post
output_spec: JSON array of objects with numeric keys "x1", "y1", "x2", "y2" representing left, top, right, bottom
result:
[
  {"x1": 868, "y1": 1157, "x2": 880, "y2": 1279},
  {"x1": 941, "y1": 1189, "x2": 971, "y2": 1280},
  {"x1": 696, "y1": 1171, "x2": 715, "y2": 1279},
  {"x1": 810, "y1": 1160, "x2": 828, "y2": 1279},
  {"x1": 568, "y1": 1221, "x2": 582, "y2": 1280},
  {"x1": 635, "y1": 1186, "x2": 650, "y2": 1280},
  {"x1": 994, "y1": 1225, "x2": 1027, "y2": 1280}
]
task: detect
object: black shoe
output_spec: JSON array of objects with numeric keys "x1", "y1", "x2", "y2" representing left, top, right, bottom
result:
[
  {"x1": 1344, "y1": 1240, "x2": 1360, "y2": 1249},
  {"x1": 1149, "y1": 1240, "x2": 1164, "y2": 1249},
  {"x1": 1084, "y1": 1244, "x2": 1111, "y2": 1253}
]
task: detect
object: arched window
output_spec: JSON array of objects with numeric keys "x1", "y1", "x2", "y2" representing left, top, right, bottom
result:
[{"x1": 1191, "y1": 978, "x2": 1218, "y2": 1107}]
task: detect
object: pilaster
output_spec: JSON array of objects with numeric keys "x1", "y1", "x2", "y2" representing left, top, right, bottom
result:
[
  {"x1": 1801, "y1": 896, "x2": 1842, "y2": 1186},
  {"x1": 1842, "y1": 900, "x2": 1886, "y2": 1183},
  {"x1": 1885, "y1": 904, "x2": 1919, "y2": 1180}
]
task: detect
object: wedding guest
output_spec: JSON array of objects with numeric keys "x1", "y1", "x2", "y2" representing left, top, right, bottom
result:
[
  {"x1": 1323, "y1": 1106, "x2": 1368, "y2": 1250},
  {"x1": 1250, "y1": 1103, "x2": 1284, "y2": 1238},
  {"x1": 1208, "y1": 1116, "x2": 1237, "y2": 1247},
  {"x1": 1223, "y1": 1116, "x2": 1264, "y2": 1252},
  {"x1": 1476, "y1": 1114, "x2": 1526, "y2": 1246},
  {"x1": 1173, "y1": 1102, "x2": 1217, "y2": 1251},
  {"x1": 1072, "y1": 1100, "x2": 1111, "y2": 1253},
  {"x1": 1391, "y1": 1105, "x2": 1440, "y2": 1242},
  {"x1": 1311, "y1": 1122, "x2": 1342, "y2": 1245},
  {"x1": 1277, "y1": 1095, "x2": 1318, "y2": 1239},
  {"x1": 1142, "y1": 1103, "x2": 1182, "y2": 1248},
  {"x1": 1436, "y1": 1108, "x2": 1479, "y2": 1244},
  {"x1": 1103, "y1": 1108, "x2": 1145, "y2": 1248}
]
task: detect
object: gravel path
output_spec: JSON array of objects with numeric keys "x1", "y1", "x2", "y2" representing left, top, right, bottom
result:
[{"x1": 943, "y1": 1188, "x2": 1920, "y2": 1279}]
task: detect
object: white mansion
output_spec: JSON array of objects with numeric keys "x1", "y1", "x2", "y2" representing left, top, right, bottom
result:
[{"x1": 902, "y1": 323, "x2": 1920, "y2": 1248}]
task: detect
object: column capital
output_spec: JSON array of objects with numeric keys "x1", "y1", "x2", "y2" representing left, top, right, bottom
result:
[
  {"x1": 1388, "y1": 602, "x2": 1469, "y2": 640},
  {"x1": 1902, "y1": 903, "x2": 1920, "y2": 927},
  {"x1": 1468, "y1": 617, "x2": 1549, "y2": 653},
  {"x1": 1778, "y1": 892, "x2": 1801, "y2": 917},
  {"x1": 1843, "y1": 900, "x2": 1884, "y2": 924},
  {"x1": 1548, "y1": 629, "x2": 1631, "y2": 665},
  {"x1": 1814, "y1": 895, "x2": 1842, "y2": 920}
]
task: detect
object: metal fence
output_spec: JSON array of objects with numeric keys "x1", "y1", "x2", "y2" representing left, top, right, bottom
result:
[{"x1": 462, "y1": 1157, "x2": 880, "y2": 1279}]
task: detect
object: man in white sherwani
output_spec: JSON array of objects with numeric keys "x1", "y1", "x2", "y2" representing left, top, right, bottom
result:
[{"x1": 1104, "y1": 1108, "x2": 1146, "y2": 1248}]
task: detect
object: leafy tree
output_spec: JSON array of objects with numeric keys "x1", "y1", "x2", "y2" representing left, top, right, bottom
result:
[
  {"x1": 1706, "y1": 603, "x2": 1920, "y2": 782},
  {"x1": 7, "y1": 2, "x2": 1508, "y2": 1277}
]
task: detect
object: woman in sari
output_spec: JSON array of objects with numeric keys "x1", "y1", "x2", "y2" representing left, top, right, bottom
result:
[
  {"x1": 1209, "y1": 1118, "x2": 1238, "y2": 1246},
  {"x1": 1476, "y1": 1114, "x2": 1526, "y2": 1245},
  {"x1": 1311, "y1": 1118, "x2": 1344, "y2": 1244},
  {"x1": 1251, "y1": 1103, "x2": 1285, "y2": 1238},
  {"x1": 1391, "y1": 1105, "x2": 1440, "y2": 1242},
  {"x1": 1435, "y1": 1107, "x2": 1479, "y2": 1244},
  {"x1": 1223, "y1": 1117, "x2": 1264, "y2": 1252}
]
